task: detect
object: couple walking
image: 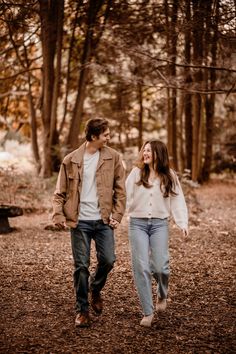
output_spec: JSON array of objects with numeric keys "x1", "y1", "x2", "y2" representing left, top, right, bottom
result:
[{"x1": 52, "y1": 118, "x2": 188, "y2": 328}]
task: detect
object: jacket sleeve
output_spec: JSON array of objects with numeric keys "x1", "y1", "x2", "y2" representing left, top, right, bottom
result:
[
  {"x1": 52, "y1": 162, "x2": 68, "y2": 224},
  {"x1": 170, "y1": 175, "x2": 188, "y2": 230},
  {"x1": 111, "y1": 154, "x2": 126, "y2": 223}
]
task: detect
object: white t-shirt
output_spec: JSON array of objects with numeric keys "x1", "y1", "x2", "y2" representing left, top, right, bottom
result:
[{"x1": 79, "y1": 150, "x2": 101, "y2": 220}]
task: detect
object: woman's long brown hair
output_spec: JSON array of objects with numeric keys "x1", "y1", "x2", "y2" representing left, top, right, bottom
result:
[{"x1": 135, "y1": 140, "x2": 177, "y2": 197}]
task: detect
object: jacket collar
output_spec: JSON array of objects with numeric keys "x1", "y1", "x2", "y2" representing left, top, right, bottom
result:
[
  {"x1": 70, "y1": 142, "x2": 112, "y2": 167},
  {"x1": 70, "y1": 142, "x2": 86, "y2": 166}
]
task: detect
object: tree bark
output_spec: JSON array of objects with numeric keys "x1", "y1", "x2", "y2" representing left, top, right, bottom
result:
[
  {"x1": 178, "y1": 92, "x2": 185, "y2": 172},
  {"x1": 39, "y1": 0, "x2": 63, "y2": 177},
  {"x1": 27, "y1": 84, "x2": 41, "y2": 173},
  {"x1": 170, "y1": 0, "x2": 178, "y2": 170},
  {"x1": 59, "y1": 1, "x2": 81, "y2": 137},
  {"x1": 184, "y1": 0, "x2": 192, "y2": 172},
  {"x1": 191, "y1": 0, "x2": 204, "y2": 181},
  {"x1": 137, "y1": 81, "x2": 143, "y2": 150},
  {"x1": 201, "y1": 0, "x2": 218, "y2": 181},
  {"x1": 165, "y1": 0, "x2": 178, "y2": 169},
  {"x1": 6, "y1": 15, "x2": 41, "y2": 174},
  {"x1": 164, "y1": 0, "x2": 172, "y2": 162},
  {"x1": 50, "y1": 0, "x2": 64, "y2": 172}
]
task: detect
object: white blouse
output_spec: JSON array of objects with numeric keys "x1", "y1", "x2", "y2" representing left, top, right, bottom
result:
[{"x1": 125, "y1": 167, "x2": 188, "y2": 230}]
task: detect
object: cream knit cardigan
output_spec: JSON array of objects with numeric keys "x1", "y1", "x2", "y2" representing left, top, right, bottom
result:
[{"x1": 125, "y1": 167, "x2": 188, "y2": 230}]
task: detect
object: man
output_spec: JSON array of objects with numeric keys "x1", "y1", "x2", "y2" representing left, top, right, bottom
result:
[{"x1": 52, "y1": 118, "x2": 126, "y2": 327}]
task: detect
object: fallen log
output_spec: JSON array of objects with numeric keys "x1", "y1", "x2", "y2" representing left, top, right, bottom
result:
[{"x1": 0, "y1": 205, "x2": 23, "y2": 234}]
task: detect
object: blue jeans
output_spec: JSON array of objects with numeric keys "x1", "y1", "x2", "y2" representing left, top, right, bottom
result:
[
  {"x1": 129, "y1": 217, "x2": 169, "y2": 316},
  {"x1": 70, "y1": 220, "x2": 115, "y2": 313}
]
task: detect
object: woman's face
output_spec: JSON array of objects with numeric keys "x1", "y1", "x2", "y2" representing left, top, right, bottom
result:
[{"x1": 143, "y1": 143, "x2": 153, "y2": 165}]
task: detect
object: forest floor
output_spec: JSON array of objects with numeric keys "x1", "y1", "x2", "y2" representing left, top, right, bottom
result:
[{"x1": 0, "y1": 171, "x2": 235, "y2": 354}]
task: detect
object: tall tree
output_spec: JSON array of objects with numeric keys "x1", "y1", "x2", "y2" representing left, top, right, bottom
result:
[
  {"x1": 39, "y1": 0, "x2": 64, "y2": 177},
  {"x1": 164, "y1": 0, "x2": 179, "y2": 169},
  {"x1": 66, "y1": 0, "x2": 111, "y2": 151},
  {"x1": 201, "y1": 0, "x2": 218, "y2": 181},
  {"x1": 169, "y1": 0, "x2": 179, "y2": 170},
  {"x1": 49, "y1": 0, "x2": 64, "y2": 172},
  {"x1": 1, "y1": 2, "x2": 41, "y2": 172},
  {"x1": 184, "y1": 0, "x2": 193, "y2": 172},
  {"x1": 191, "y1": 0, "x2": 204, "y2": 181}
]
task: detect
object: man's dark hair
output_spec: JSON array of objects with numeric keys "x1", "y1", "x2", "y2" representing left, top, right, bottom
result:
[{"x1": 85, "y1": 118, "x2": 109, "y2": 141}]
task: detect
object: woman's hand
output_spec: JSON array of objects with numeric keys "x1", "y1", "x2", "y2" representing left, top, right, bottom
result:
[{"x1": 182, "y1": 228, "x2": 189, "y2": 237}]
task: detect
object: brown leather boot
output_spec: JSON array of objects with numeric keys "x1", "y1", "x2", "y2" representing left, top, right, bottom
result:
[
  {"x1": 91, "y1": 292, "x2": 103, "y2": 315},
  {"x1": 75, "y1": 311, "x2": 90, "y2": 327}
]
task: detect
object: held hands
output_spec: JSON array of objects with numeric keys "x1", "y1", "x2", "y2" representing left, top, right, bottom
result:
[{"x1": 109, "y1": 217, "x2": 119, "y2": 229}]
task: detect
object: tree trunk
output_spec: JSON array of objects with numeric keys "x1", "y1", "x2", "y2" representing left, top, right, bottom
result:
[
  {"x1": 184, "y1": 0, "x2": 192, "y2": 172},
  {"x1": 116, "y1": 82, "x2": 127, "y2": 152},
  {"x1": 67, "y1": 0, "x2": 107, "y2": 151},
  {"x1": 201, "y1": 0, "x2": 218, "y2": 181},
  {"x1": 171, "y1": 0, "x2": 178, "y2": 170},
  {"x1": 39, "y1": 0, "x2": 64, "y2": 177},
  {"x1": 165, "y1": 0, "x2": 178, "y2": 170},
  {"x1": 178, "y1": 92, "x2": 185, "y2": 173},
  {"x1": 197, "y1": 95, "x2": 204, "y2": 178},
  {"x1": 27, "y1": 86, "x2": 41, "y2": 173},
  {"x1": 164, "y1": 0, "x2": 173, "y2": 162},
  {"x1": 59, "y1": 1, "x2": 81, "y2": 137},
  {"x1": 50, "y1": 0, "x2": 64, "y2": 172},
  {"x1": 6, "y1": 19, "x2": 41, "y2": 173},
  {"x1": 191, "y1": 94, "x2": 199, "y2": 181},
  {"x1": 137, "y1": 81, "x2": 143, "y2": 150},
  {"x1": 191, "y1": 0, "x2": 204, "y2": 181}
]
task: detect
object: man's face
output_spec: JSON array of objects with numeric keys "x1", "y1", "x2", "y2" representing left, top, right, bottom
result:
[{"x1": 93, "y1": 128, "x2": 110, "y2": 148}]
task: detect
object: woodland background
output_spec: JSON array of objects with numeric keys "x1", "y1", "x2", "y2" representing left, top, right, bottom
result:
[
  {"x1": 0, "y1": 0, "x2": 235, "y2": 181},
  {"x1": 0, "y1": 2, "x2": 236, "y2": 353}
]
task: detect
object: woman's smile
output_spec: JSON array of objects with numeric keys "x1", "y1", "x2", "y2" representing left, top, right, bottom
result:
[{"x1": 143, "y1": 143, "x2": 152, "y2": 164}]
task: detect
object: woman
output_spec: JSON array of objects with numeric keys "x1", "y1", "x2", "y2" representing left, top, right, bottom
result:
[{"x1": 126, "y1": 140, "x2": 188, "y2": 327}]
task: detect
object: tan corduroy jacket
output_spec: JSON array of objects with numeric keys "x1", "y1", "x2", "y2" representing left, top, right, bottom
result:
[{"x1": 52, "y1": 142, "x2": 126, "y2": 228}]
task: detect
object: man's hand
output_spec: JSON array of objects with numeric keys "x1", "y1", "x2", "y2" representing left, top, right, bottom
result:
[{"x1": 109, "y1": 217, "x2": 119, "y2": 229}]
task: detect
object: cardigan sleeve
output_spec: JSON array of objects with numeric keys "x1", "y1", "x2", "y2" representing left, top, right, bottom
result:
[
  {"x1": 170, "y1": 176, "x2": 188, "y2": 230},
  {"x1": 125, "y1": 167, "x2": 138, "y2": 211}
]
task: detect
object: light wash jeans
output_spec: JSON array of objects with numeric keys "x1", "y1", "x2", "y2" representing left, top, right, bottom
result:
[
  {"x1": 70, "y1": 220, "x2": 115, "y2": 313},
  {"x1": 129, "y1": 217, "x2": 169, "y2": 316}
]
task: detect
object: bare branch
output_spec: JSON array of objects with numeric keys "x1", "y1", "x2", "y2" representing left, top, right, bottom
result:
[
  {"x1": 125, "y1": 46, "x2": 236, "y2": 73},
  {"x1": 0, "y1": 90, "x2": 28, "y2": 98},
  {"x1": 0, "y1": 67, "x2": 41, "y2": 81}
]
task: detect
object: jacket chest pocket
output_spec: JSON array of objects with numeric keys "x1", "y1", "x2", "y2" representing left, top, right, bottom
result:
[
  {"x1": 68, "y1": 173, "x2": 80, "y2": 192},
  {"x1": 102, "y1": 169, "x2": 114, "y2": 188}
]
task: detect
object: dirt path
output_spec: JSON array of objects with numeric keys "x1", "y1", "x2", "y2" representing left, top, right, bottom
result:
[{"x1": 0, "y1": 180, "x2": 235, "y2": 354}]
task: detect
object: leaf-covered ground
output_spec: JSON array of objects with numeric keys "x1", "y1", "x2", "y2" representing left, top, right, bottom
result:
[{"x1": 0, "y1": 175, "x2": 235, "y2": 354}]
